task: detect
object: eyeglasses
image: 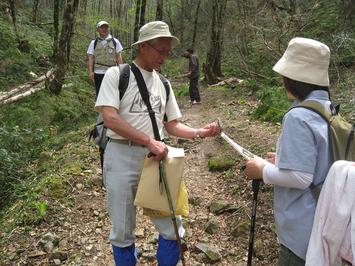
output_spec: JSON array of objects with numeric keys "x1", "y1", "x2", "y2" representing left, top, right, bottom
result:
[{"x1": 147, "y1": 42, "x2": 171, "y2": 57}]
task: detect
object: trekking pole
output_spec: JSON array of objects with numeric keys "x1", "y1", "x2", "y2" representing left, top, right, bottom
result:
[
  {"x1": 159, "y1": 160, "x2": 186, "y2": 266},
  {"x1": 247, "y1": 179, "x2": 261, "y2": 266}
]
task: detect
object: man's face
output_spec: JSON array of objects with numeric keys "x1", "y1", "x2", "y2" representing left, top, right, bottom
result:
[
  {"x1": 97, "y1": 25, "x2": 109, "y2": 37},
  {"x1": 140, "y1": 37, "x2": 172, "y2": 71}
]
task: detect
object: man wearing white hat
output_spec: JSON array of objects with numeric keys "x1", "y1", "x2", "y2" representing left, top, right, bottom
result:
[
  {"x1": 95, "y1": 21, "x2": 220, "y2": 265},
  {"x1": 87, "y1": 20, "x2": 123, "y2": 99},
  {"x1": 244, "y1": 37, "x2": 333, "y2": 265}
]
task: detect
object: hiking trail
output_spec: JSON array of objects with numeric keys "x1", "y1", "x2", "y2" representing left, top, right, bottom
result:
[{"x1": 2, "y1": 84, "x2": 280, "y2": 266}]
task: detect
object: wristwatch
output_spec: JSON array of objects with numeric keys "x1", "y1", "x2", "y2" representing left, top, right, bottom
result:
[{"x1": 196, "y1": 128, "x2": 203, "y2": 138}]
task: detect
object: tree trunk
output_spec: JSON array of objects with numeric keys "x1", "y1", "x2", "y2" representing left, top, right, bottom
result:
[
  {"x1": 48, "y1": 0, "x2": 79, "y2": 95},
  {"x1": 204, "y1": 0, "x2": 227, "y2": 84},
  {"x1": 156, "y1": 0, "x2": 163, "y2": 20},
  {"x1": 81, "y1": 0, "x2": 87, "y2": 16},
  {"x1": 65, "y1": 0, "x2": 78, "y2": 63},
  {"x1": 7, "y1": 0, "x2": 20, "y2": 43},
  {"x1": 191, "y1": 0, "x2": 201, "y2": 50},
  {"x1": 140, "y1": 0, "x2": 146, "y2": 29},
  {"x1": 133, "y1": 0, "x2": 146, "y2": 43},
  {"x1": 179, "y1": 0, "x2": 184, "y2": 44},
  {"x1": 31, "y1": 0, "x2": 40, "y2": 23},
  {"x1": 133, "y1": 0, "x2": 142, "y2": 44},
  {"x1": 52, "y1": 0, "x2": 60, "y2": 59}
]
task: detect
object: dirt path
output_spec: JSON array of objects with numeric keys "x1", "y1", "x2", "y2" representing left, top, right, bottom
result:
[{"x1": 1, "y1": 86, "x2": 280, "y2": 265}]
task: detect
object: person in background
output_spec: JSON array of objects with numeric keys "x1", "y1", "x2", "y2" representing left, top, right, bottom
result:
[
  {"x1": 87, "y1": 20, "x2": 124, "y2": 99},
  {"x1": 183, "y1": 48, "x2": 200, "y2": 104},
  {"x1": 244, "y1": 37, "x2": 332, "y2": 266},
  {"x1": 95, "y1": 21, "x2": 220, "y2": 265}
]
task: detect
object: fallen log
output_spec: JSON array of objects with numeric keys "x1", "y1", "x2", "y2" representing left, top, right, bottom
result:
[
  {"x1": 209, "y1": 77, "x2": 243, "y2": 88},
  {"x1": 1, "y1": 85, "x2": 44, "y2": 105},
  {"x1": 0, "y1": 69, "x2": 53, "y2": 103}
]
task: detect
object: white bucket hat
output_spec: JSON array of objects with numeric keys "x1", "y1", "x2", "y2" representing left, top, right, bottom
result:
[
  {"x1": 131, "y1": 21, "x2": 179, "y2": 47},
  {"x1": 96, "y1": 20, "x2": 109, "y2": 28},
  {"x1": 273, "y1": 37, "x2": 330, "y2": 86}
]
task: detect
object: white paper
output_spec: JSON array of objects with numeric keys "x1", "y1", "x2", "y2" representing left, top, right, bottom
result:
[
  {"x1": 167, "y1": 145, "x2": 185, "y2": 158},
  {"x1": 221, "y1": 132, "x2": 270, "y2": 164}
]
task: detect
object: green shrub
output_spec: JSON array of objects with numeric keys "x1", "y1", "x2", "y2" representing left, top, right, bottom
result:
[
  {"x1": 208, "y1": 156, "x2": 234, "y2": 172},
  {"x1": 174, "y1": 83, "x2": 190, "y2": 97},
  {"x1": 252, "y1": 86, "x2": 292, "y2": 123},
  {"x1": 161, "y1": 57, "x2": 186, "y2": 78}
]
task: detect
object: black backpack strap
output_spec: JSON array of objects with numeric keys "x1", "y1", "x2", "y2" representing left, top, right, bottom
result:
[
  {"x1": 130, "y1": 63, "x2": 161, "y2": 141},
  {"x1": 157, "y1": 72, "x2": 170, "y2": 122},
  {"x1": 111, "y1": 37, "x2": 117, "y2": 50},
  {"x1": 118, "y1": 64, "x2": 130, "y2": 100},
  {"x1": 93, "y1": 37, "x2": 99, "y2": 49},
  {"x1": 346, "y1": 125, "x2": 355, "y2": 159},
  {"x1": 157, "y1": 73, "x2": 170, "y2": 102}
]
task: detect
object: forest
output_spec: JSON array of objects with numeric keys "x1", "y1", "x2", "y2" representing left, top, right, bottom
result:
[{"x1": 0, "y1": 0, "x2": 354, "y2": 265}]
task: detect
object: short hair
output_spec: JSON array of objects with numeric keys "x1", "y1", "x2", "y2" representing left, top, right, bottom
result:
[
  {"x1": 284, "y1": 77, "x2": 329, "y2": 101},
  {"x1": 186, "y1": 49, "x2": 193, "y2": 54}
]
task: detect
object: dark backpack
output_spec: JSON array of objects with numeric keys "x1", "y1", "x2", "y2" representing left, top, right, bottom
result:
[
  {"x1": 89, "y1": 63, "x2": 171, "y2": 151},
  {"x1": 292, "y1": 100, "x2": 355, "y2": 198}
]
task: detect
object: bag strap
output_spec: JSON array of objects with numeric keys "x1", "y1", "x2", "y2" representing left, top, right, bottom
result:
[
  {"x1": 290, "y1": 100, "x2": 333, "y2": 201},
  {"x1": 118, "y1": 64, "x2": 170, "y2": 122},
  {"x1": 118, "y1": 64, "x2": 130, "y2": 100},
  {"x1": 130, "y1": 63, "x2": 161, "y2": 141}
]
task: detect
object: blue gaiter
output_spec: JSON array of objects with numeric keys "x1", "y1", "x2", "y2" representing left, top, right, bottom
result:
[
  {"x1": 156, "y1": 235, "x2": 180, "y2": 266},
  {"x1": 112, "y1": 244, "x2": 137, "y2": 266}
]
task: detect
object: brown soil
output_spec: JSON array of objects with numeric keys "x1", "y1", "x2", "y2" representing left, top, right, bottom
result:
[{"x1": 1, "y1": 84, "x2": 281, "y2": 266}]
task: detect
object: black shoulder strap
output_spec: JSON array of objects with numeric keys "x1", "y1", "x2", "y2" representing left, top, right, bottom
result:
[
  {"x1": 157, "y1": 73, "x2": 170, "y2": 102},
  {"x1": 118, "y1": 64, "x2": 130, "y2": 100},
  {"x1": 117, "y1": 65, "x2": 170, "y2": 104},
  {"x1": 157, "y1": 72, "x2": 170, "y2": 122},
  {"x1": 111, "y1": 37, "x2": 117, "y2": 49},
  {"x1": 94, "y1": 37, "x2": 99, "y2": 49},
  {"x1": 130, "y1": 63, "x2": 161, "y2": 141}
]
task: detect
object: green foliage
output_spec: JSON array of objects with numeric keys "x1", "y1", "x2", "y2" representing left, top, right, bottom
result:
[
  {"x1": 0, "y1": 125, "x2": 49, "y2": 206},
  {"x1": 0, "y1": 79, "x2": 96, "y2": 215},
  {"x1": 244, "y1": 41, "x2": 277, "y2": 79},
  {"x1": 242, "y1": 79, "x2": 263, "y2": 93},
  {"x1": 162, "y1": 57, "x2": 187, "y2": 78},
  {"x1": 252, "y1": 86, "x2": 292, "y2": 123},
  {"x1": 223, "y1": 169, "x2": 235, "y2": 180},
  {"x1": 0, "y1": 16, "x2": 53, "y2": 91},
  {"x1": 208, "y1": 156, "x2": 235, "y2": 172},
  {"x1": 210, "y1": 85, "x2": 230, "y2": 92},
  {"x1": 174, "y1": 83, "x2": 190, "y2": 97}
]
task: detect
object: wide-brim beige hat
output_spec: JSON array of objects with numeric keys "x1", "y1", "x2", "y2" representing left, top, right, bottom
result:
[
  {"x1": 273, "y1": 37, "x2": 330, "y2": 86},
  {"x1": 96, "y1": 20, "x2": 109, "y2": 28},
  {"x1": 132, "y1": 21, "x2": 179, "y2": 47}
]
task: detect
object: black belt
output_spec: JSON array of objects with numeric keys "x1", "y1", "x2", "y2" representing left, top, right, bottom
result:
[{"x1": 110, "y1": 138, "x2": 145, "y2": 147}]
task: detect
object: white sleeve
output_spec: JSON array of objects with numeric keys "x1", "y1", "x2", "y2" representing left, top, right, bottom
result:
[
  {"x1": 87, "y1": 40, "x2": 95, "y2": 55},
  {"x1": 263, "y1": 163, "x2": 313, "y2": 189}
]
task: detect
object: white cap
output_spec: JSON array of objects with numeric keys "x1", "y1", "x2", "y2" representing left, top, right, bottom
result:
[
  {"x1": 273, "y1": 37, "x2": 330, "y2": 86},
  {"x1": 96, "y1": 20, "x2": 109, "y2": 28},
  {"x1": 131, "y1": 21, "x2": 179, "y2": 47}
]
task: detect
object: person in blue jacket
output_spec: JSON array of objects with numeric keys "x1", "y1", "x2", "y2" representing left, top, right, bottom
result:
[{"x1": 244, "y1": 37, "x2": 333, "y2": 266}]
